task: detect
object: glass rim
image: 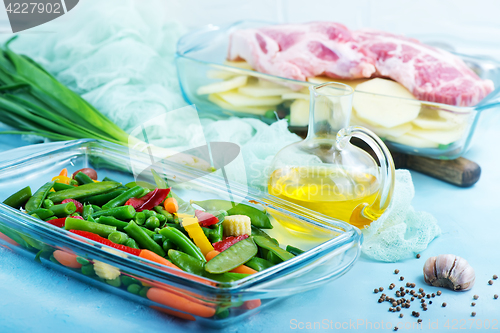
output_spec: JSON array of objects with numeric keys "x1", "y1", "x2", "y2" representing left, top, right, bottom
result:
[{"x1": 310, "y1": 81, "x2": 354, "y2": 98}]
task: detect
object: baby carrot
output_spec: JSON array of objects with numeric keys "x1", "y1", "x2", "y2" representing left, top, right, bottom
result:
[
  {"x1": 150, "y1": 306, "x2": 196, "y2": 321},
  {"x1": 147, "y1": 287, "x2": 216, "y2": 318},
  {"x1": 139, "y1": 249, "x2": 180, "y2": 270},
  {"x1": 53, "y1": 250, "x2": 82, "y2": 269},
  {"x1": 205, "y1": 250, "x2": 257, "y2": 274},
  {"x1": 0, "y1": 231, "x2": 19, "y2": 246},
  {"x1": 241, "y1": 299, "x2": 261, "y2": 310},
  {"x1": 59, "y1": 168, "x2": 68, "y2": 177},
  {"x1": 163, "y1": 197, "x2": 178, "y2": 214}
]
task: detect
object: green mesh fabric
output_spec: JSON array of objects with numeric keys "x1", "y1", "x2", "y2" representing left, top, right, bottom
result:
[{"x1": 5, "y1": 0, "x2": 439, "y2": 261}]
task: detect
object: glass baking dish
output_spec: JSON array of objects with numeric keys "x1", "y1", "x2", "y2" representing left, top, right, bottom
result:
[
  {"x1": 0, "y1": 139, "x2": 362, "y2": 327},
  {"x1": 176, "y1": 20, "x2": 500, "y2": 160}
]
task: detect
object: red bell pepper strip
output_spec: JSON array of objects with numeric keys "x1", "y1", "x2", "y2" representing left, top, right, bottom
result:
[
  {"x1": 47, "y1": 215, "x2": 83, "y2": 228},
  {"x1": 69, "y1": 229, "x2": 141, "y2": 256},
  {"x1": 195, "y1": 210, "x2": 219, "y2": 227},
  {"x1": 213, "y1": 234, "x2": 249, "y2": 252},
  {"x1": 62, "y1": 199, "x2": 83, "y2": 213},
  {"x1": 124, "y1": 188, "x2": 170, "y2": 212},
  {"x1": 124, "y1": 197, "x2": 145, "y2": 209}
]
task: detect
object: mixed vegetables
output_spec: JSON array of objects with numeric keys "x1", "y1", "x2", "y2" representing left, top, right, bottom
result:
[{"x1": 1, "y1": 167, "x2": 305, "y2": 320}]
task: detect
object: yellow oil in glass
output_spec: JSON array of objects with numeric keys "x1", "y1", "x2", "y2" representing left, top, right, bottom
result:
[{"x1": 268, "y1": 166, "x2": 379, "y2": 228}]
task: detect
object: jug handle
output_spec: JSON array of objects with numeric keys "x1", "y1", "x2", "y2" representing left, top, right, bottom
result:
[{"x1": 337, "y1": 126, "x2": 395, "y2": 227}]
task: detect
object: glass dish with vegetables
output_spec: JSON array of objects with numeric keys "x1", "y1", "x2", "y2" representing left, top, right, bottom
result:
[
  {"x1": 0, "y1": 139, "x2": 362, "y2": 327},
  {"x1": 176, "y1": 20, "x2": 500, "y2": 159}
]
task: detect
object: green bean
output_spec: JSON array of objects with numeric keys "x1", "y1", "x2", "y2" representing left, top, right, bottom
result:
[
  {"x1": 74, "y1": 172, "x2": 95, "y2": 185},
  {"x1": 102, "y1": 186, "x2": 143, "y2": 210},
  {"x1": 3, "y1": 186, "x2": 31, "y2": 209},
  {"x1": 87, "y1": 215, "x2": 96, "y2": 223},
  {"x1": 82, "y1": 189, "x2": 126, "y2": 206},
  {"x1": 64, "y1": 217, "x2": 116, "y2": 237},
  {"x1": 253, "y1": 235, "x2": 294, "y2": 261},
  {"x1": 26, "y1": 182, "x2": 55, "y2": 213},
  {"x1": 215, "y1": 308, "x2": 230, "y2": 319},
  {"x1": 124, "y1": 238, "x2": 139, "y2": 249},
  {"x1": 108, "y1": 231, "x2": 129, "y2": 244},
  {"x1": 42, "y1": 199, "x2": 54, "y2": 209},
  {"x1": 145, "y1": 216, "x2": 160, "y2": 230},
  {"x1": 245, "y1": 257, "x2": 275, "y2": 272},
  {"x1": 286, "y1": 245, "x2": 304, "y2": 256},
  {"x1": 266, "y1": 251, "x2": 283, "y2": 264},
  {"x1": 29, "y1": 208, "x2": 54, "y2": 220},
  {"x1": 30, "y1": 213, "x2": 40, "y2": 219},
  {"x1": 81, "y1": 264, "x2": 95, "y2": 276},
  {"x1": 82, "y1": 204, "x2": 94, "y2": 220},
  {"x1": 168, "y1": 249, "x2": 205, "y2": 275},
  {"x1": 152, "y1": 233, "x2": 164, "y2": 245},
  {"x1": 49, "y1": 202, "x2": 76, "y2": 217},
  {"x1": 159, "y1": 227, "x2": 205, "y2": 262},
  {"x1": 44, "y1": 216, "x2": 57, "y2": 221},
  {"x1": 91, "y1": 205, "x2": 101, "y2": 212},
  {"x1": 53, "y1": 182, "x2": 74, "y2": 191},
  {"x1": 91, "y1": 205, "x2": 136, "y2": 220},
  {"x1": 47, "y1": 181, "x2": 121, "y2": 203},
  {"x1": 97, "y1": 216, "x2": 155, "y2": 237},
  {"x1": 134, "y1": 212, "x2": 146, "y2": 225},
  {"x1": 205, "y1": 237, "x2": 257, "y2": 274},
  {"x1": 251, "y1": 226, "x2": 276, "y2": 243},
  {"x1": 138, "y1": 188, "x2": 150, "y2": 198},
  {"x1": 127, "y1": 284, "x2": 141, "y2": 294},
  {"x1": 124, "y1": 221, "x2": 165, "y2": 257},
  {"x1": 102, "y1": 176, "x2": 121, "y2": 183}
]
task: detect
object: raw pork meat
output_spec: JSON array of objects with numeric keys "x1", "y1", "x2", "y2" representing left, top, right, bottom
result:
[
  {"x1": 227, "y1": 22, "x2": 376, "y2": 81},
  {"x1": 355, "y1": 29, "x2": 494, "y2": 106},
  {"x1": 228, "y1": 23, "x2": 494, "y2": 106}
]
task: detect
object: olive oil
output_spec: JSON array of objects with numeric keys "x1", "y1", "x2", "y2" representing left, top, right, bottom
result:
[{"x1": 268, "y1": 166, "x2": 379, "y2": 228}]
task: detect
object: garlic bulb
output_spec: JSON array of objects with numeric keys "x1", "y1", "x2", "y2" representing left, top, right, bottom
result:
[{"x1": 423, "y1": 254, "x2": 475, "y2": 291}]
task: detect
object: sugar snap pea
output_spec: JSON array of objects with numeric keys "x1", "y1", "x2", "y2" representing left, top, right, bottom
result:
[
  {"x1": 26, "y1": 181, "x2": 54, "y2": 213},
  {"x1": 124, "y1": 221, "x2": 165, "y2": 257},
  {"x1": 205, "y1": 237, "x2": 258, "y2": 274},
  {"x1": 159, "y1": 227, "x2": 205, "y2": 262},
  {"x1": 53, "y1": 182, "x2": 74, "y2": 191},
  {"x1": 74, "y1": 172, "x2": 95, "y2": 185},
  {"x1": 3, "y1": 186, "x2": 31, "y2": 209},
  {"x1": 102, "y1": 185, "x2": 143, "y2": 210},
  {"x1": 48, "y1": 181, "x2": 121, "y2": 203},
  {"x1": 97, "y1": 216, "x2": 155, "y2": 237},
  {"x1": 168, "y1": 249, "x2": 205, "y2": 275},
  {"x1": 266, "y1": 251, "x2": 283, "y2": 264},
  {"x1": 245, "y1": 257, "x2": 275, "y2": 272},
  {"x1": 82, "y1": 204, "x2": 94, "y2": 220},
  {"x1": 253, "y1": 235, "x2": 294, "y2": 261}
]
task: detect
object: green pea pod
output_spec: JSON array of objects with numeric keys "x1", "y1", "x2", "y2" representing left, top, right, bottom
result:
[
  {"x1": 82, "y1": 204, "x2": 94, "y2": 220},
  {"x1": 53, "y1": 183, "x2": 74, "y2": 191},
  {"x1": 251, "y1": 226, "x2": 277, "y2": 243},
  {"x1": 82, "y1": 189, "x2": 126, "y2": 206},
  {"x1": 207, "y1": 272, "x2": 250, "y2": 283},
  {"x1": 286, "y1": 245, "x2": 305, "y2": 256},
  {"x1": 26, "y1": 181, "x2": 54, "y2": 213},
  {"x1": 162, "y1": 239, "x2": 176, "y2": 252},
  {"x1": 102, "y1": 185, "x2": 143, "y2": 210},
  {"x1": 245, "y1": 257, "x2": 275, "y2": 272},
  {"x1": 74, "y1": 172, "x2": 94, "y2": 185},
  {"x1": 3, "y1": 186, "x2": 31, "y2": 209},
  {"x1": 168, "y1": 249, "x2": 205, "y2": 275},
  {"x1": 125, "y1": 181, "x2": 156, "y2": 190},
  {"x1": 205, "y1": 237, "x2": 258, "y2": 274},
  {"x1": 159, "y1": 227, "x2": 205, "y2": 262},
  {"x1": 193, "y1": 200, "x2": 272, "y2": 229},
  {"x1": 267, "y1": 251, "x2": 283, "y2": 264},
  {"x1": 97, "y1": 216, "x2": 155, "y2": 237},
  {"x1": 253, "y1": 235, "x2": 294, "y2": 262},
  {"x1": 48, "y1": 181, "x2": 121, "y2": 203}
]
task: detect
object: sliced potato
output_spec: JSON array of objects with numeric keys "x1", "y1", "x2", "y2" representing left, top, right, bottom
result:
[
  {"x1": 350, "y1": 111, "x2": 412, "y2": 138},
  {"x1": 197, "y1": 76, "x2": 248, "y2": 95},
  {"x1": 206, "y1": 70, "x2": 236, "y2": 80},
  {"x1": 238, "y1": 81, "x2": 293, "y2": 97},
  {"x1": 290, "y1": 99, "x2": 310, "y2": 126},
  {"x1": 217, "y1": 90, "x2": 283, "y2": 107},
  {"x1": 224, "y1": 60, "x2": 254, "y2": 70},
  {"x1": 353, "y1": 78, "x2": 420, "y2": 128},
  {"x1": 307, "y1": 76, "x2": 369, "y2": 89},
  {"x1": 387, "y1": 133, "x2": 439, "y2": 148},
  {"x1": 208, "y1": 94, "x2": 271, "y2": 116},
  {"x1": 412, "y1": 107, "x2": 465, "y2": 130},
  {"x1": 409, "y1": 126, "x2": 466, "y2": 145},
  {"x1": 282, "y1": 93, "x2": 310, "y2": 100}
]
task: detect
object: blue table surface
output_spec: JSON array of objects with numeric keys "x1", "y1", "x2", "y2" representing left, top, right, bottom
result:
[{"x1": 1, "y1": 123, "x2": 500, "y2": 333}]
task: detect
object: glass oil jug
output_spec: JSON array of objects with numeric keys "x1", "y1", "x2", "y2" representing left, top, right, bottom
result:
[{"x1": 268, "y1": 82, "x2": 395, "y2": 229}]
